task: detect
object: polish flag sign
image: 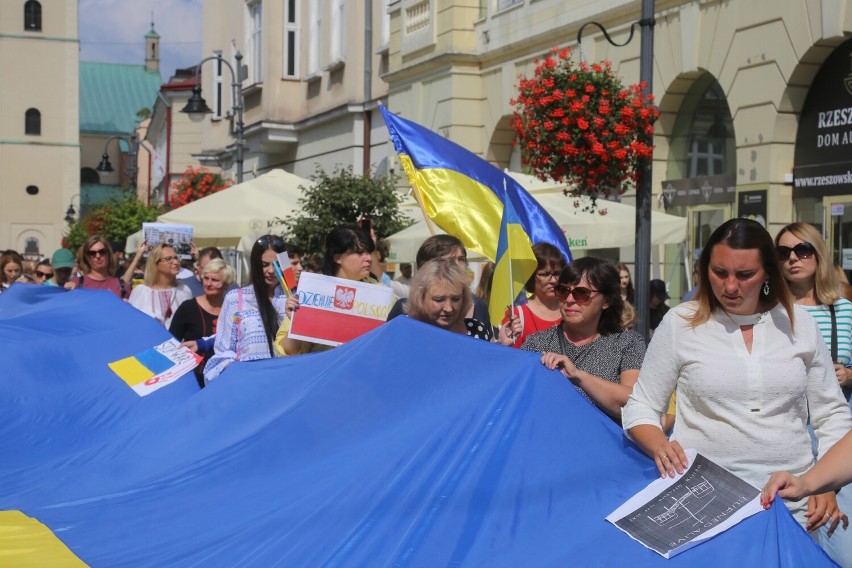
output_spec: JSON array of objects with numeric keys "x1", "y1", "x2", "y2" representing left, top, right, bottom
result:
[{"x1": 288, "y1": 272, "x2": 395, "y2": 347}]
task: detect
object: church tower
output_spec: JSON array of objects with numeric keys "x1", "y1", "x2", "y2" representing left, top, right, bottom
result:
[{"x1": 145, "y1": 21, "x2": 160, "y2": 73}]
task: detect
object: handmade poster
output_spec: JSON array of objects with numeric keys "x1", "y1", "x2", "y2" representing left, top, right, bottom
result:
[
  {"x1": 606, "y1": 450, "x2": 762, "y2": 558},
  {"x1": 288, "y1": 272, "x2": 395, "y2": 347},
  {"x1": 108, "y1": 338, "x2": 202, "y2": 396},
  {"x1": 142, "y1": 223, "x2": 194, "y2": 258}
]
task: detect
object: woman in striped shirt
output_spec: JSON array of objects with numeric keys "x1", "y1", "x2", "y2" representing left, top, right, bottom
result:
[{"x1": 776, "y1": 222, "x2": 852, "y2": 566}]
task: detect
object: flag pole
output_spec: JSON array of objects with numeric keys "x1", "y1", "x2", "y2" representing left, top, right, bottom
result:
[{"x1": 505, "y1": 179, "x2": 515, "y2": 318}]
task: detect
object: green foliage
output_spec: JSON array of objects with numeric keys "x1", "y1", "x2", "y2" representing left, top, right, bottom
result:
[
  {"x1": 63, "y1": 193, "x2": 160, "y2": 252},
  {"x1": 136, "y1": 107, "x2": 152, "y2": 120},
  {"x1": 284, "y1": 165, "x2": 413, "y2": 255}
]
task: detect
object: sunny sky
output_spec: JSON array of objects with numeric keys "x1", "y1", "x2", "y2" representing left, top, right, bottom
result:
[{"x1": 78, "y1": 0, "x2": 203, "y2": 81}]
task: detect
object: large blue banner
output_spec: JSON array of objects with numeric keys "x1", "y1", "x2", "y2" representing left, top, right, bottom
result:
[{"x1": 0, "y1": 286, "x2": 834, "y2": 566}]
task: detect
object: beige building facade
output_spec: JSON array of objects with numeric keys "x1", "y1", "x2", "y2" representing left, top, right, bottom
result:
[
  {"x1": 385, "y1": 0, "x2": 852, "y2": 298},
  {"x1": 0, "y1": 0, "x2": 79, "y2": 258},
  {"x1": 198, "y1": 0, "x2": 392, "y2": 183}
]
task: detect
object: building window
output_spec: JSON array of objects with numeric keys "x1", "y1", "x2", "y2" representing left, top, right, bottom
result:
[
  {"x1": 381, "y1": 0, "x2": 391, "y2": 46},
  {"x1": 496, "y1": 0, "x2": 522, "y2": 10},
  {"x1": 25, "y1": 185, "x2": 39, "y2": 195},
  {"x1": 213, "y1": 53, "x2": 223, "y2": 119},
  {"x1": 284, "y1": 0, "x2": 299, "y2": 77},
  {"x1": 246, "y1": 1, "x2": 263, "y2": 83},
  {"x1": 25, "y1": 108, "x2": 41, "y2": 135},
  {"x1": 24, "y1": 0, "x2": 41, "y2": 31},
  {"x1": 329, "y1": 0, "x2": 345, "y2": 65},
  {"x1": 686, "y1": 82, "x2": 733, "y2": 178},
  {"x1": 25, "y1": 238, "x2": 40, "y2": 259},
  {"x1": 308, "y1": 0, "x2": 321, "y2": 76}
]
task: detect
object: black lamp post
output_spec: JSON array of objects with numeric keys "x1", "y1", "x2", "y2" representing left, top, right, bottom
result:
[
  {"x1": 64, "y1": 194, "x2": 82, "y2": 224},
  {"x1": 577, "y1": 0, "x2": 656, "y2": 341},
  {"x1": 96, "y1": 134, "x2": 139, "y2": 190},
  {"x1": 181, "y1": 51, "x2": 245, "y2": 184}
]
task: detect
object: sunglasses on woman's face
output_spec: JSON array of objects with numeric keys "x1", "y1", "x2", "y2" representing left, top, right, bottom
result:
[
  {"x1": 86, "y1": 248, "x2": 109, "y2": 258},
  {"x1": 256, "y1": 235, "x2": 285, "y2": 250},
  {"x1": 776, "y1": 242, "x2": 816, "y2": 261},
  {"x1": 35, "y1": 270, "x2": 53, "y2": 279},
  {"x1": 554, "y1": 284, "x2": 599, "y2": 305}
]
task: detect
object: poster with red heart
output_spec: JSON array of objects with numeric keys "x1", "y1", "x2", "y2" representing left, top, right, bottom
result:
[{"x1": 288, "y1": 272, "x2": 395, "y2": 347}]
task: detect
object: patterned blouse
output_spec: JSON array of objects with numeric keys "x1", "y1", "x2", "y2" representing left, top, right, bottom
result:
[
  {"x1": 204, "y1": 285, "x2": 287, "y2": 383},
  {"x1": 521, "y1": 324, "x2": 646, "y2": 409}
]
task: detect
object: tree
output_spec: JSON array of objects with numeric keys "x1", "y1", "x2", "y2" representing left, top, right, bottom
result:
[
  {"x1": 284, "y1": 165, "x2": 412, "y2": 255},
  {"x1": 64, "y1": 193, "x2": 160, "y2": 252}
]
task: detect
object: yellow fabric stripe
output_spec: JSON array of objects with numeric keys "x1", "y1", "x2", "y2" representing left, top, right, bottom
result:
[
  {"x1": 401, "y1": 154, "x2": 504, "y2": 261},
  {"x1": 490, "y1": 224, "x2": 537, "y2": 325},
  {"x1": 0, "y1": 510, "x2": 88, "y2": 567},
  {"x1": 108, "y1": 357, "x2": 155, "y2": 387}
]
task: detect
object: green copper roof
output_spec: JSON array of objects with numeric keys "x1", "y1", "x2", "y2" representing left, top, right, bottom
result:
[{"x1": 80, "y1": 62, "x2": 162, "y2": 135}]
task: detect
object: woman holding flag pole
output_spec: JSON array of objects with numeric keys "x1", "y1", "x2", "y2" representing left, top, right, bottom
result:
[
  {"x1": 499, "y1": 242, "x2": 566, "y2": 348},
  {"x1": 203, "y1": 235, "x2": 289, "y2": 383}
]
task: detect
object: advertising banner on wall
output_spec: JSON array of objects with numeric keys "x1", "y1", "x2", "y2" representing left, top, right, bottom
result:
[
  {"x1": 793, "y1": 38, "x2": 852, "y2": 197},
  {"x1": 660, "y1": 174, "x2": 736, "y2": 207},
  {"x1": 737, "y1": 190, "x2": 767, "y2": 227}
]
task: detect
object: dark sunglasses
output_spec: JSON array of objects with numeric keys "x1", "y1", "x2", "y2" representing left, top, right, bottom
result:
[
  {"x1": 35, "y1": 270, "x2": 54, "y2": 279},
  {"x1": 776, "y1": 242, "x2": 816, "y2": 261},
  {"x1": 555, "y1": 284, "x2": 599, "y2": 305},
  {"x1": 257, "y1": 235, "x2": 285, "y2": 251},
  {"x1": 86, "y1": 248, "x2": 109, "y2": 257}
]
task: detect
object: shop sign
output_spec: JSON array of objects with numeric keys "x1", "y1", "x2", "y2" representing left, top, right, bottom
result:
[
  {"x1": 793, "y1": 38, "x2": 852, "y2": 197},
  {"x1": 660, "y1": 174, "x2": 736, "y2": 207},
  {"x1": 738, "y1": 190, "x2": 767, "y2": 227}
]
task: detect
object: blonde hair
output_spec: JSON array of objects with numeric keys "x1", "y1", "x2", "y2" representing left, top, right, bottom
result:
[
  {"x1": 405, "y1": 258, "x2": 473, "y2": 323},
  {"x1": 621, "y1": 300, "x2": 636, "y2": 330},
  {"x1": 775, "y1": 222, "x2": 839, "y2": 305},
  {"x1": 143, "y1": 243, "x2": 177, "y2": 287},
  {"x1": 201, "y1": 258, "x2": 236, "y2": 288}
]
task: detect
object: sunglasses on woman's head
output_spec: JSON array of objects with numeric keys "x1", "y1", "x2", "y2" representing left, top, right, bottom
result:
[
  {"x1": 257, "y1": 235, "x2": 285, "y2": 251},
  {"x1": 776, "y1": 242, "x2": 816, "y2": 261},
  {"x1": 554, "y1": 284, "x2": 599, "y2": 305}
]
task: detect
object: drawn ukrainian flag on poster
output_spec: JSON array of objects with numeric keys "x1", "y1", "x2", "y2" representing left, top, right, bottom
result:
[
  {"x1": 380, "y1": 106, "x2": 571, "y2": 263},
  {"x1": 109, "y1": 339, "x2": 201, "y2": 396}
]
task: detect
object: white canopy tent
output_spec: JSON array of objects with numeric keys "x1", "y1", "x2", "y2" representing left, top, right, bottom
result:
[
  {"x1": 125, "y1": 169, "x2": 311, "y2": 251},
  {"x1": 385, "y1": 173, "x2": 687, "y2": 263}
]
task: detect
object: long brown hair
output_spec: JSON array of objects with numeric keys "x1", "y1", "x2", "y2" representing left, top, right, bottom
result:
[
  {"x1": 688, "y1": 218, "x2": 794, "y2": 327},
  {"x1": 77, "y1": 235, "x2": 117, "y2": 276}
]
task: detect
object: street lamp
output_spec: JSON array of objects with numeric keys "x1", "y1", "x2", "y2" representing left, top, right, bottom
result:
[
  {"x1": 64, "y1": 194, "x2": 83, "y2": 224},
  {"x1": 577, "y1": 1, "x2": 656, "y2": 341},
  {"x1": 181, "y1": 51, "x2": 245, "y2": 184},
  {"x1": 96, "y1": 134, "x2": 140, "y2": 190}
]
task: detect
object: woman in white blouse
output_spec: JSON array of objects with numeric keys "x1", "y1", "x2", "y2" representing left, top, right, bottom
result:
[
  {"x1": 623, "y1": 218, "x2": 852, "y2": 544},
  {"x1": 128, "y1": 243, "x2": 192, "y2": 327}
]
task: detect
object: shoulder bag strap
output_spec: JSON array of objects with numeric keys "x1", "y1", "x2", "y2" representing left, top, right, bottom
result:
[
  {"x1": 235, "y1": 288, "x2": 244, "y2": 362},
  {"x1": 830, "y1": 303, "x2": 838, "y2": 363}
]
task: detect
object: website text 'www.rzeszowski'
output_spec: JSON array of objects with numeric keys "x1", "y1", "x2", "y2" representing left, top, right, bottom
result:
[{"x1": 794, "y1": 171, "x2": 852, "y2": 187}]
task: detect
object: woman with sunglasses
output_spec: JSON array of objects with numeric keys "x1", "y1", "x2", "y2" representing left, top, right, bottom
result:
[
  {"x1": 520, "y1": 257, "x2": 646, "y2": 421},
  {"x1": 776, "y1": 223, "x2": 852, "y2": 406},
  {"x1": 128, "y1": 243, "x2": 193, "y2": 327},
  {"x1": 204, "y1": 235, "x2": 289, "y2": 383},
  {"x1": 623, "y1": 219, "x2": 852, "y2": 550},
  {"x1": 32, "y1": 259, "x2": 54, "y2": 285},
  {"x1": 500, "y1": 243, "x2": 567, "y2": 348},
  {"x1": 276, "y1": 224, "x2": 377, "y2": 356},
  {"x1": 70, "y1": 236, "x2": 127, "y2": 299},
  {"x1": 775, "y1": 222, "x2": 852, "y2": 562}
]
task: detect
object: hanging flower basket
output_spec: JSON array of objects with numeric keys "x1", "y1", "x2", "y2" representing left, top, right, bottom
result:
[
  {"x1": 169, "y1": 166, "x2": 234, "y2": 209},
  {"x1": 511, "y1": 47, "x2": 659, "y2": 210}
]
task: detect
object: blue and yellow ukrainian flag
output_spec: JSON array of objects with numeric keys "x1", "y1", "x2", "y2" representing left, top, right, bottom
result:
[
  {"x1": 380, "y1": 107, "x2": 571, "y2": 263},
  {"x1": 490, "y1": 184, "x2": 538, "y2": 325}
]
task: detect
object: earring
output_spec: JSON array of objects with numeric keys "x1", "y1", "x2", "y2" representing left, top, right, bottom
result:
[{"x1": 762, "y1": 281, "x2": 770, "y2": 296}]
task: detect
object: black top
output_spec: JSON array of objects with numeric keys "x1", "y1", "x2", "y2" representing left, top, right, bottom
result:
[
  {"x1": 169, "y1": 298, "x2": 219, "y2": 343},
  {"x1": 465, "y1": 318, "x2": 493, "y2": 341}
]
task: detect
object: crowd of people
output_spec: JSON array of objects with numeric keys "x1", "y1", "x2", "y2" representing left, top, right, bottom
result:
[{"x1": 2, "y1": 217, "x2": 852, "y2": 564}]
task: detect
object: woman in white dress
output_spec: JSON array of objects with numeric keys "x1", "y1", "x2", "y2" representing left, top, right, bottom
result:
[{"x1": 128, "y1": 243, "x2": 192, "y2": 327}]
